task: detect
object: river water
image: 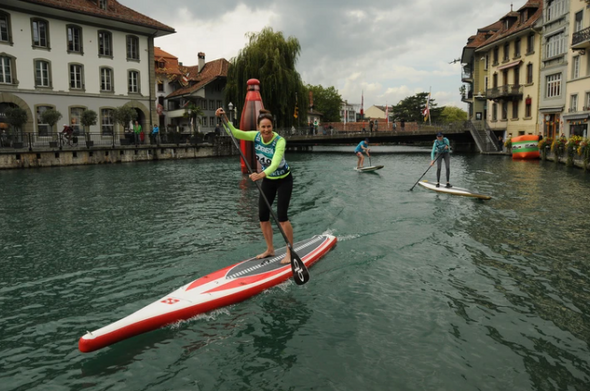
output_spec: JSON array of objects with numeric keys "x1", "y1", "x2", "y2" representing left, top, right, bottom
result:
[{"x1": 1, "y1": 146, "x2": 589, "y2": 391}]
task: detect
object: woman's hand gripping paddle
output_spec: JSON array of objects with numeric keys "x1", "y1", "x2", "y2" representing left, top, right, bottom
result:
[
  {"x1": 409, "y1": 153, "x2": 443, "y2": 191},
  {"x1": 220, "y1": 116, "x2": 310, "y2": 285}
]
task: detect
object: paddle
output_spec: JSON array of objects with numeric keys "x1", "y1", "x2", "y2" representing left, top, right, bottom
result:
[
  {"x1": 220, "y1": 116, "x2": 310, "y2": 285},
  {"x1": 409, "y1": 152, "x2": 444, "y2": 191},
  {"x1": 368, "y1": 152, "x2": 372, "y2": 167}
]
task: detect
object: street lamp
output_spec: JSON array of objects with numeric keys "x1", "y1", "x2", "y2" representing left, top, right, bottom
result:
[{"x1": 228, "y1": 102, "x2": 234, "y2": 126}]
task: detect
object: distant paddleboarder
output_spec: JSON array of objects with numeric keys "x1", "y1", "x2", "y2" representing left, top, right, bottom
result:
[
  {"x1": 430, "y1": 132, "x2": 452, "y2": 188},
  {"x1": 216, "y1": 107, "x2": 294, "y2": 265},
  {"x1": 355, "y1": 138, "x2": 371, "y2": 169}
]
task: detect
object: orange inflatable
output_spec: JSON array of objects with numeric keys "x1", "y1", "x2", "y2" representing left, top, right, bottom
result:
[{"x1": 511, "y1": 135, "x2": 540, "y2": 159}]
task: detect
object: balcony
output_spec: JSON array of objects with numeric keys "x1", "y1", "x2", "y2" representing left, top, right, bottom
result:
[
  {"x1": 572, "y1": 26, "x2": 590, "y2": 51},
  {"x1": 486, "y1": 85, "x2": 523, "y2": 101},
  {"x1": 461, "y1": 69, "x2": 473, "y2": 82}
]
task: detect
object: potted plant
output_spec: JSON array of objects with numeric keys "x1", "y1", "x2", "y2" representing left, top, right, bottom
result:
[
  {"x1": 504, "y1": 137, "x2": 512, "y2": 153},
  {"x1": 5, "y1": 107, "x2": 28, "y2": 149},
  {"x1": 538, "y1": 137, "x2": 552, "y2": 160},
  {"x1": 114, "y1": 106, "x2": 137, "y2": 145},
  {"x1": 40, "y1": 109, "x2": 63, "y2": 148},
  {"x1": 81, "y1": 109, "x2": 97, "y2": 147}
]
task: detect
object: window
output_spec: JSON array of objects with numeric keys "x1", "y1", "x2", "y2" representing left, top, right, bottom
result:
[
  {"x1": 525, "y1": 99, "x2": 532, "y2": 117},
  {"x1": 69, "y1": 64, "x2": 83, "y2": 89},
  {"x1": 70, "y1": 107, "x2": 84, "y2": 135},
  {"x1": 503, "y1": 70, "x2": 508, "y2": 86},
  {"x1": 98, "y1": 0, "x2": 108, "y2": 10},
  {"x1": 0, "y1": 11, "x2": 12, "y2": 44},
  {"x1": 209, "y1": 117, "x2": 215, "y2": 127},
  {"x1": 502, "y1": 102, "x2": 508, "y2": 120},
  {"x1": 216, "y1": 100, "x2": 221, "y2": 108},
  {"x1": 492, "y1": 103, "x2": 497, "y2": 121},
  {"x1": 512, "y1": 101, "x2": 519, "y2": 119},
  {"x1": 514, "y1": 38, "x2": 521, "y2": 57},
  {"x1": 513, "y1": 66, "x2": 520, "y2": 86},
  {"x1": 526, "y1": 34, "x2": 534, "y2": 54},
  {"x1": 570, "y1": 95, "x2": 578, "y2": 112},
  {"x1": 572, "y1": 56, "x2": 580, "y2": 79},
  {"x1": 493, "y1": 73, "x2": 498, "y2": 88},
  {"x1": 503, "y1": 42, "x2": 510, "y2": 61},
  {"x1": 546, "y1": 0, "x2": 567, "y2": 22},
  {"x1": 126, "y1": 35, "x2": 139, "y2": 60},
  {"x1": 31, "y1": 19, "x2": 49, "y2": 48},
  {"x1": 493, "y1": 47, "x2": 499, "y2": 64},
  {"x1": 209, "y1": 100, "x2": 214, "y2": 110},
  {"x1": 67, "y1": 25, "x2": 82, "y2": 53},
  {"x1": 545, "y1": 33, "x2": 565, "y2": 58},
  {"x1": 546, "y1": 73, "x2": 561, "y2": 98},
  {"x1": 100, "y1": 67, "x2": 113, "y2": 91},
  {"x1": 36, "y1": 105, "x2": 53, "y2": 136},
  {"x1": 157, "y1": 81, "x2": 164, "y2": 92},
  {"x1": 0, "y1": 55, "x2": 13, "y2": 83},
  {"x1": 128, "y1": 70, "x2": 139, "y2": 93},
  {"x1": 98, "y1": 31, "x2": 112, "y2": 57},
  {"x1": 526, "y1": 63, "x2": 533, "y2": 84},
  {"x1": 34, "y1": 60, "x2": 51, "y2": 87},
  {"x1": 484, "y1": 54, "x2": 489, "y2": 70},
  {"x1": 100, "y1": 108, "x2": 114, "y2": 135},
  {"x1": 586, "y1": 93, "x2": 590, "y2": 111},
  {"x1": 574, "y1": 11, "x2": 583, "y2": 33}
]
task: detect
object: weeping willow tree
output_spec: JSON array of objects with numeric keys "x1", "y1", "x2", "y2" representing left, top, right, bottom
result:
[{"x1": 225, "y1": 27, "x2": 308, "y2": 128}]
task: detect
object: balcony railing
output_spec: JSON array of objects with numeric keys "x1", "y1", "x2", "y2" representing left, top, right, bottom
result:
[
  {"x1": 486, "y1": 85, "x2": 523, "y2": 100},
  {"x1": 572, "y1": 26, "x2": 590, "y2": 48},
  {"x1": 461, "y1": 70, "x2": 472, "y2": 81}
]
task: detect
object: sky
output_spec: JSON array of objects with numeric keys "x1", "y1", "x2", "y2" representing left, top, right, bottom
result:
[{"x1": 121, "y1": 0, "x2": 517, "y2": 111}]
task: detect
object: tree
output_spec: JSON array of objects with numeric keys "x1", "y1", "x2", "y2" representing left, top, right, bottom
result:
[
  {"x1": 183, "y1": 102, "x2": 203, "y2": 133},
  {"x1": 392, "y1": 92, "x2": 441, "y2": 123},
  {"x1": 225, "y1": 27, "x2": 307, "y2": 128},
  {"x1": 40, "y1": 109, "x2": 62, "y2": 137},
  {"x1": 80, "y1": 110, "x2": 98, "y2": 134},
  {"x1": 306, "y1": 84, "x2": 342, "y2": 122},
  {"x1": 5, "y1": 107, "x2": 28, "y2": 139},
  {"x1": 113, "y1": 106, "x2": 137, "y2": 132},
  {"x1": 440, "y1": 106, "x2": 467, "y2": 123}
]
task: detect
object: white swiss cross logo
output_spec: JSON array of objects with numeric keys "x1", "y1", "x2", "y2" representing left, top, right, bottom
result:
[{"x1": 161, "y1": 298, "x2": 180, "y2": 305}]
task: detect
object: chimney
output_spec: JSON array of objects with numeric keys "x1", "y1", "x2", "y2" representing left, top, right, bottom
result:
[{"x1": 198, "y1": 52, "x2": 205, "y2": 72}]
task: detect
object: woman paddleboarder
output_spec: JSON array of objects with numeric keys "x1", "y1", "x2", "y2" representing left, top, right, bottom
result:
[
  {"x1": 216, "y1": 107, "x2": 294, "y2": 265},
  {"x1": 430, "y1": 132, "x2": 452, "y2": 188}
]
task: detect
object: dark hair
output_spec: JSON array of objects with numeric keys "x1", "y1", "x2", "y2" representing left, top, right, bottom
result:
[{"x1": 257, "y1": 109, "x2": 273, "y2": 125}]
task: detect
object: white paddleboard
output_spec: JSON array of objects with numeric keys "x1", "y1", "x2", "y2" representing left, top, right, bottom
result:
[
  {"x1": 418, "y1": 180, "x2": 491, "y2": 200},
  {"x1": 354, "y1": 165, "x2": 384, "y2": 172}
]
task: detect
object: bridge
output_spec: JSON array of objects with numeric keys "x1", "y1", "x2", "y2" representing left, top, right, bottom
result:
[{"x1": 281, "y1": 123, "x2": 494, "y2": 153}]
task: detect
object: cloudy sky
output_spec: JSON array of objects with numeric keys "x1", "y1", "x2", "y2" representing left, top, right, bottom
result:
[{"x1": 121, "y1": 0, "x2": 515, "y2": 110}]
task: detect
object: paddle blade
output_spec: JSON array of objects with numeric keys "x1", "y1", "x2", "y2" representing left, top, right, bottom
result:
[{"x1": 290, "y1": 248, "x2": 310, "y2": 285}]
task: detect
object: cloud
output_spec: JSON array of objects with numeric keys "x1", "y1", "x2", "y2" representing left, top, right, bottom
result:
[{"x1": 122, "y1": 0, "x2": 515, "y2": 110}]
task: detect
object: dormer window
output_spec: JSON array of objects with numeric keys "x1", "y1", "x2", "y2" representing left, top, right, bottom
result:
[{"x1": 98, "y1": 0, "x2": 107, "y2": 10}]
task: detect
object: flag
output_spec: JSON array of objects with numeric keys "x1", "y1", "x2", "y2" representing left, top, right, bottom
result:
[
  {"x1": 294, "y1": 92, "x2": 298, "y2": 118},
  {"x1": 344, "y1": 108, "x2": 347, "y2": 124},
  {"x1": 422, "y1": 93, "x2": 430, "y2": 121},
  {"x1": 385, "y1": 102, "x2": 389, "y2": 125}
]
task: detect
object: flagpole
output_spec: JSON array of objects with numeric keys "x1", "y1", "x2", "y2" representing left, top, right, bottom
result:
[{"x1": 428, "y1": 87, "x2": 432, "y2": 126}]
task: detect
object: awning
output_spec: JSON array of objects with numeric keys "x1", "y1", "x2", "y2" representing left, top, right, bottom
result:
[
  {"x1": 539, "y1": 106, "x2": 564, "y2": 113},
  {"x1": 563, "y1": 113, "x2": 589, "y2": 121},
  {"x1": 497, "y1": 60, "x2": 522, "y2": 71}
]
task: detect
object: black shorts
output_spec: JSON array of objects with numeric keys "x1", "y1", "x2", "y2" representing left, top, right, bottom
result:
[{"x1": 259, "y1": 172, "x2": 293, "y2": 222}]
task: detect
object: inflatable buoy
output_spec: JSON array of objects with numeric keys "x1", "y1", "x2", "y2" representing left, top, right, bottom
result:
[{"x1": 511, "y1": 135, "x2": 540, "y2": 159}]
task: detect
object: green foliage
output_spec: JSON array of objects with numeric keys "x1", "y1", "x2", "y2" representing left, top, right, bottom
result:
[
  {"x1": 113, "y1": 106, "x2": 137, "y2": 131},
  {"x1": 80, "y1": 110, "x2": 98, "y2": 130},
  {"x1": 40, "y1": 109, "x2": 62, "y2": 128},
  {"x1": 225, "y1": 27, "x2": 307, "y2": 128},
  {"x1": 391, "y1": 92, "x2": 440, "y2": 123},
  {"x1": 5, "y1": 107, "x2": 28, "y2": 130},
  {"x1": 306, "y1": 84, "x2": 342, "y2": 122},
  {"x1": 183, "y1": 102, "x2": 204, "y2": 132},
  {"x1": 439, "y1": 106, "x2": 467, "y2": 123}
]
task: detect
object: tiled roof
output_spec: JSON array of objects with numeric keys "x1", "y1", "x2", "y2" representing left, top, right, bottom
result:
[
  {"x1": 477, "y1": 1, "x2": 543, "y2": 49},
  {"x1": 167, "y1": 58, "x2": 230, "y2": 99},
  {"x1": 20, "y1": 0, "x2": 175, "y2": 33},
  {"x1": 154, "y1": 47, "x2": 182, "y2": 76}
]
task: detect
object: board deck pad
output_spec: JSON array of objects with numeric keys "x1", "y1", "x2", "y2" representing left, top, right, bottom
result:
[
  {"x1": 227, "y1": 236, "x2": 325, "y2": 278},
  {"x1": 354, "y1": 165, "x2": 384, "y2": 172},
  {"x1": 418, "y1": 180, "x2": 491, "y2": 200}
]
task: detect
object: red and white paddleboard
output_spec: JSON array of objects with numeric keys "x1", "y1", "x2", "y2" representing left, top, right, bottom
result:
[{"x1": 78, "y1": 235, "x2": 337, "y2": 353}]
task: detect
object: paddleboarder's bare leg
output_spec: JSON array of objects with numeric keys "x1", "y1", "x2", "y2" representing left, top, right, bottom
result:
[
  {"x1": 256, "y1": 221, "x2": 275, "y2": 259},
  {"x1": 279, "y1": 220, "x2": 294, "y2": 264}
]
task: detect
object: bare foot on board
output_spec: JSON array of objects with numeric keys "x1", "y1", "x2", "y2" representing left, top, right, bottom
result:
[{"x1": 256, "y1": 250, "x2": 275, "y2": 259}]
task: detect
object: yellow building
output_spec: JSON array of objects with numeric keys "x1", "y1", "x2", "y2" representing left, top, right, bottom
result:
[
  {"x1": 564, "y1": 0, "x2": 590, "y2": 137},
  {"x1": 462, "y1": 1, "x2": 544, "y2": 144}
]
